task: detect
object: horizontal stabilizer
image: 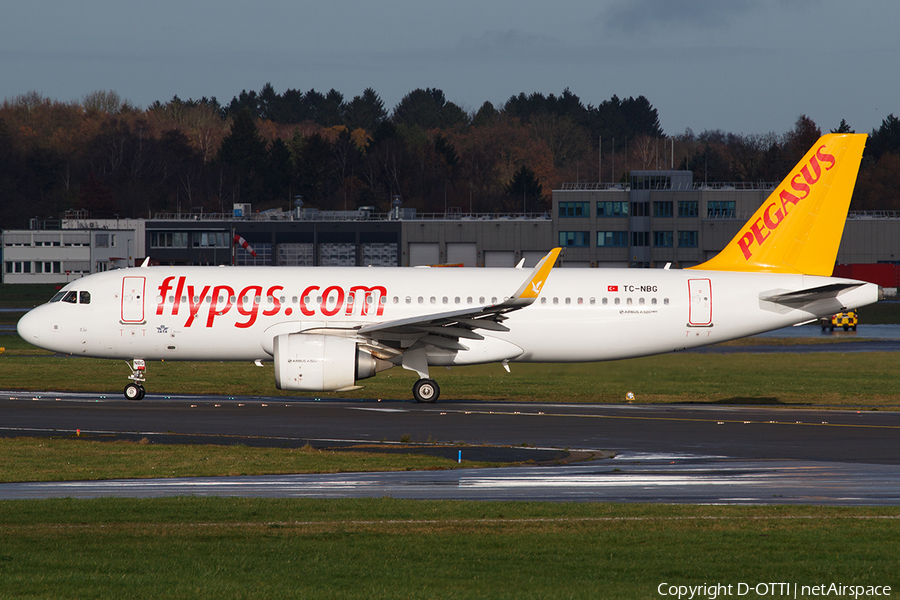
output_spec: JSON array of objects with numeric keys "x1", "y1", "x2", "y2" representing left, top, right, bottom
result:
[{"x1": 759, "y1": 282, "x2": 863, "y2": 306}]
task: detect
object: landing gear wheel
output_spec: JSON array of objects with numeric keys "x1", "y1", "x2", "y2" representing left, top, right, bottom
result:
[
  {"x1": 124, "y1": 383, "x2": 145, "y2": 401},
  {"x1": 413, "y1": 378, "x2": 440, "y2": 403}
]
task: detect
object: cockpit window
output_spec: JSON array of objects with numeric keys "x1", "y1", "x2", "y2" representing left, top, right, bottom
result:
[
  {"x1": 62, "y1": 291, "x2": 78, "y2": 304},
  {"x1": 79, "y1": 291, "x2": 91, "y2": 304},
  {"x1": 50, "y1": 291, "x2": 66, "y2": 303}
]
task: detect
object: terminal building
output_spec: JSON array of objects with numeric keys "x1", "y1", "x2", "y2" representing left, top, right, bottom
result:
[{"x1": 3, "y1": 170, "x2": 900, "y2": 290}]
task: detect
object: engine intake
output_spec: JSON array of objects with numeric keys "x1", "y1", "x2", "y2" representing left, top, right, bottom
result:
[{"x1": 273, "y1": 333, "x2": 391, "y2": 391}]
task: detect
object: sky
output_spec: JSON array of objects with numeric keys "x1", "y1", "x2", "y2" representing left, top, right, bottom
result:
[{"x1": 2, "y1": 0, "x2": 898, "y2": 137}]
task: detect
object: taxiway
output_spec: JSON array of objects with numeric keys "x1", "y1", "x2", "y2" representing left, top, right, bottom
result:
[{"x1": 1, "y1": 391, "x2": 899, "y2": 504}]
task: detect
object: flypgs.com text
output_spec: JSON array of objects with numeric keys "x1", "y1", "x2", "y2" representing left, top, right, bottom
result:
[{"x1": 155, "y1": 276, "x2": 387, "y2": 328}]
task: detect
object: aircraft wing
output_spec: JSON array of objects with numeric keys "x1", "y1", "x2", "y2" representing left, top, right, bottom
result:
[{"x1": 355, "y1": 248, "x2": 561, "y2": 353}]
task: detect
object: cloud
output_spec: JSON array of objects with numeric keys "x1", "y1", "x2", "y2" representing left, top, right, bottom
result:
[
  {"x1": 601, "y1": 0, "x2": 757, "y2": 33},
  {"x1": 453, "y1": 29, "x2": 564, "y2": 60}
]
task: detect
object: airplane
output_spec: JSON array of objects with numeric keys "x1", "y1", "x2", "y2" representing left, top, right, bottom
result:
[{"x1": 16, "y1": 133, "x2": 882, "y2": 403}]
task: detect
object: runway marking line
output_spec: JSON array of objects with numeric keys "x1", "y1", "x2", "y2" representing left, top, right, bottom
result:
[{"x1": 440, "y1": 408, "x2": 900, "y2": 430}]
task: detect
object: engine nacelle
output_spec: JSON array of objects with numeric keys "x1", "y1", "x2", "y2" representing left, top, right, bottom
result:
[{"x1": 273, "y1": 333, "x2": 388, "y2": 391}]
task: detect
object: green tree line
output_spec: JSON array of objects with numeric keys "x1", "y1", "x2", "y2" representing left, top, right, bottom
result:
[{"x1": 1, "y1": 86, "x2": 898, "y2": 230}]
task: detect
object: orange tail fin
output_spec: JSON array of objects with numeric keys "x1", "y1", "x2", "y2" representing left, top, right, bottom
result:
[{"x1": 688, "y1": 133, "x2": 866, "y2": 275}]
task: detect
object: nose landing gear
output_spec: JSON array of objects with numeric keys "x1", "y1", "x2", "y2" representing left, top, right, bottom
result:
[{"x1": 124, "y1": 359, "x2": 146, "y2": 400}]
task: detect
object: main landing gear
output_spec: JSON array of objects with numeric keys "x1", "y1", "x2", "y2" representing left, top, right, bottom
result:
[
  {"x1": 412, "y1": 378, "x2": 440, "y2": 403},
  {"x1": 124, "y1": 359, "x2": 146, "y2": 400}
]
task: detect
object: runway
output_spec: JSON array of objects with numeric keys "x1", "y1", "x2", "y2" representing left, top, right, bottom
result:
[
  {"x1": 2, "y1": 454, "x2": 899, "y2": 505},
  {"x1": 2, "y1": 391, "x2": 900, "y2": 504}
]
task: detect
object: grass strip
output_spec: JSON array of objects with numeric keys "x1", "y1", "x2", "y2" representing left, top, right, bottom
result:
[
  {"x1": 0, "y1": 438, "x2": 500, "y2": 484},
  {"x1": 0, "y1": 499, "x2": 897, "y2": 599},
  {"x1": 3, "y1": 350, "x2": 899, "y2": 406}
]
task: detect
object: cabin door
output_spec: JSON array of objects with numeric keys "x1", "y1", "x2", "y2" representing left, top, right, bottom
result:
[
  {"x1": 687, "y1": 278, "x2": 712, "y2": 326},
  {"x1": 121, "y1": 276, "x2": 146, "y2": 323}
]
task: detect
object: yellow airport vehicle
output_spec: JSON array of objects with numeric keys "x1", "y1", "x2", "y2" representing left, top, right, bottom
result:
[{"x1": 821, "y1": 311, "x2": 858, "y2": 331}]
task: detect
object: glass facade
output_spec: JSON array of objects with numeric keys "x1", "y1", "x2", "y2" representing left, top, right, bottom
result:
[
  {"x1": 192, "y1": 232, "x2": 229, "y2": 248},
  {"x1": 150, "y1": 232, "x2": 188, "y2": 248},
  {"x1": 632, "y1": 201, "x2": 649, "y2": 217},
  {"x1": 631, "y1": 174, "x2": 671, "y2": 190},
  {"x1": 559, "y1": 202, "x2": 590, "y2": 217},
  {"x1": 653, "y1": 231, "x2": 673, "y2": 247},
  {"x1": 653, "y1": 201, "x2": 673, "y2": 217},
  {"x1": 597, "y1": 231, "x2": 628, "y2": 247},
  {"x1": 678, "y1": 201, "x2": 698, "y2": 217},
  {"x1": 596, "y1": 201, "x2": 628, "y2": 217},
  {"x1": 707, "y1": 201, "x2": 736, "y2": 218},
  {"x1": 559, "y1": 231, "x2": 590, "y2": 247},
  {"x1": 678, "y1": 231, "x2": 698, "y2": 247}
]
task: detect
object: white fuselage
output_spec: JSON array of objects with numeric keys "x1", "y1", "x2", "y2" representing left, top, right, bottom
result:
[{"x1": 17, "y1": 265, "x2": 881, "y2": 365}]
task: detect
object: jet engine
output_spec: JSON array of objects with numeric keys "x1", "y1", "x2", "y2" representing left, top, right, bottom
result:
[{"x1": 273, "y1": 333, "x2": 392, "y2": 391}]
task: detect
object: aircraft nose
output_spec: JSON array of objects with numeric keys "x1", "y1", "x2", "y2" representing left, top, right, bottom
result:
[{"x1": 16, "y1": 308, "x2": 42, "y2": 345}]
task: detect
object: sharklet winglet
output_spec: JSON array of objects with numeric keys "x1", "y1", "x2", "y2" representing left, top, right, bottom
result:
[{"x1": 510, "y1": 247, "x2": 561, "y2": 303}]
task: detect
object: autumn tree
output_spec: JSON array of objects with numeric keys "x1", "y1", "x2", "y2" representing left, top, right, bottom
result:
[
  {"x1": 148, "y1": 96, "x2": 227, "y2": 163},
  {"x1": 868, "y1": 114, "x2": 900, "y2": 161},
  {"x1": 852, "y1": 152, "x2": 900, "y2": 211},
  {"x1": 82, "y1": 90, "x2": 132, "y2": 115},
  {"x1": 393, "y1": 88, "x2": 468, "y2": 130},
  {"x1": 216, "y1": 109, "x2": 268, "y2": 204},
  {"x1": 832, "y1": 119, "x2": 854, "y2": 134},
  {"x1": 345, "y1": 88, "x2": 388, "y2": 132},
  {"x1": 505, "y1": 165, "x2": 546, "y2": 213},
  {"x1": 782, "y1": 114, "x2": 821, "y2": 167},
  {"x1": 472, "y1": 101, "x2": 498, "y2": 127},
  {"x1": 293, "y1": 132, "x2": 334, "y2": 207}
]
